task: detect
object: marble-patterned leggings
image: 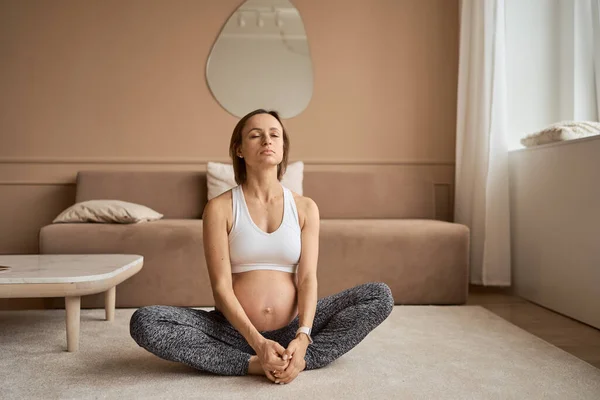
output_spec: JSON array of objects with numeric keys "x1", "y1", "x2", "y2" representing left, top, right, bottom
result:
[{"x1": 129, "y1": 282, "x2": 394, "y2": 376}]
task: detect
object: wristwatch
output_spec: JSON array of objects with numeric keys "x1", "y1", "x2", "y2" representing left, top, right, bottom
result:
[{"x1": 295, "y1": 326, "x2": 313, "y2": 344}]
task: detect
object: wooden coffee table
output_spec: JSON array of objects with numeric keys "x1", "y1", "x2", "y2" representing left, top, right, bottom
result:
[{"x1": 0, "y1": 254, "x2": 143, "y2": 352}]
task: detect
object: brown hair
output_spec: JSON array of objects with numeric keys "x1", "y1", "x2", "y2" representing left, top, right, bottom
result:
[{"x1": 229, "y1": 109, "x2": 290, "y2": 185}]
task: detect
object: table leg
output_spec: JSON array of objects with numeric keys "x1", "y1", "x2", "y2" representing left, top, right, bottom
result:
[
  {"x1": 65, "y1": 296, "x2": 81, "y2": 352},
  {"x1": 105, "y1": 286, "x2": 116, "y2": 321}
]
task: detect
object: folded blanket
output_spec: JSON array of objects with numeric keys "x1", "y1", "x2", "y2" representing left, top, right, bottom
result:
[{"x1": 520, "y1": 121, "x2": 600, "y2": 147}]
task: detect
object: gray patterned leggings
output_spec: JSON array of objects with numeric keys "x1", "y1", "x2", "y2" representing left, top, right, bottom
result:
[{"x1": 130, "y1": 282, "x2": 394, "y2": 376}]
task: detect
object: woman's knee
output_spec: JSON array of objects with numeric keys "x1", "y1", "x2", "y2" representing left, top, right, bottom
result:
[
  {"x1": 360, "y1": 282, "x2": 393, "y2": 300},
  {"x1": 362, "y1": 282, "x2": 394, "y2": 318},
  {"x1": 130, "y1": 305, "x2": 166, "y2": 344}
]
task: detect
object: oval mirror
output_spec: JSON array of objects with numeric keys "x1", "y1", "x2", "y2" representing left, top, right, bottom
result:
[{"x1": 206, "y1": 0, "x2": 313, "y2": 118}]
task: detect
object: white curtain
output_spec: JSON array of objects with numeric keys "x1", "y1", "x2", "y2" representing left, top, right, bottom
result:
[
  {"x1": 455, "y1": 0, "x2": 511, "y2": 286},
  {"x1": 503, "y1": 0, "x2": 600, "y2": 148},
  {"x1": 559, "y1": 0, "x2": 600, "y2": 121}
]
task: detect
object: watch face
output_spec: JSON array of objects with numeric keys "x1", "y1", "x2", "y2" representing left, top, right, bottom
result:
[{"x1": 298, "y1": 327, "x2": 311, "y2": 336}]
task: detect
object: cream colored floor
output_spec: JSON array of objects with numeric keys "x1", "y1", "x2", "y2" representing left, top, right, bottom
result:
[
  {"x1": 3, "y1": 284, "x2": 599, "y2": 371},
  {"x1": 468, "y1": 285, "x2": 600, "y2": 370},
  {"x1": 2, "y1": 305, "x2": 600, "y2": 399}
]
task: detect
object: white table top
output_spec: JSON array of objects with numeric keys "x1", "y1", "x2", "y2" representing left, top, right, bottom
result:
[{"x1": 0, "y1": 254, "x2": 143, "y2": 284}]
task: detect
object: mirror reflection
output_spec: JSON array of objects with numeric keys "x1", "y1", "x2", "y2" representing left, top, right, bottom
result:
[{"x1": 206, "y1": 0, "x2": 313, "y2": 118}]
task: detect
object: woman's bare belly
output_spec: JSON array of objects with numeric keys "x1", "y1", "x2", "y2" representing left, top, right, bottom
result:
[{"x1": 232, "y1": 270, "x2": 298, "y2": 332}]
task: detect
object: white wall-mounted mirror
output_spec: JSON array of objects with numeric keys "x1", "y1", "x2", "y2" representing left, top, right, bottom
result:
[{"x1": 206, "y1": 0, "x2": 313, "y2": 118}]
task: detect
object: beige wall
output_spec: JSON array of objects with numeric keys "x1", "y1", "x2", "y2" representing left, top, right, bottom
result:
[{"x1": 0, "y1": 0, "x2": 459, "y2": 255}]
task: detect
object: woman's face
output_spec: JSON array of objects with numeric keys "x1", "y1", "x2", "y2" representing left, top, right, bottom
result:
[{"x1": 238, "y1": 113, "x2": 284, "y2": 168}]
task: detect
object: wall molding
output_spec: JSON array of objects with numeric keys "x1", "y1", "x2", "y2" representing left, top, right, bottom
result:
[
  {"x1": 0, "y1": 156, "x2": 456, "y2": 166},
  {"x1": 0, "y1": 157, "x2": 456, "y2": 186}
]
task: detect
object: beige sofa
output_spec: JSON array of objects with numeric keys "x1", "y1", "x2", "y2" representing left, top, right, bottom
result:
[{"x1": 39, "y1": 170, "x2": 470, "y2": 308}]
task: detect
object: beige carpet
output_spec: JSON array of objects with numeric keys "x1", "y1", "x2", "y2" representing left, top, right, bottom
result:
[{"x1": 1, "y1": 306, "x2": 599, "y2": 400}]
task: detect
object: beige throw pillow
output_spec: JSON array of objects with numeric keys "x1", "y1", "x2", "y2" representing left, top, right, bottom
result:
[
  {"x1": 520, "y1": 121, "x2": 600, "y2": 147},
  {"x1": 53, "y1": 200, "x2": 163, "y2": 224},
  {"x1": 207, "y1": 161, "x2": 304, "y2": 201}
]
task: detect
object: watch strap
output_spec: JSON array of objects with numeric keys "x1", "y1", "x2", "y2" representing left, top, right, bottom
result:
[{"x1": 296, "y1": 326, "x2": 313, "y2": 344}]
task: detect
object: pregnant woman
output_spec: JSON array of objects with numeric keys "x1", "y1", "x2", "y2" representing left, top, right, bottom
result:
[{"x1": 130, "y1": 109, "x2": 394, "y2": 385}]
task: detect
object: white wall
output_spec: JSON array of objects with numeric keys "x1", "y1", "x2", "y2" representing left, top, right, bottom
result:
[{"x1": 508, "y1": 135, "x2": 600, "y2": 329}]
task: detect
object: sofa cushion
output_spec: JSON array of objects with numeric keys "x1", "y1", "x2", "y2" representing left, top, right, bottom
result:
[
  {"x1": 317, "y1": 219, "x2": 469, "y2": 304},
  {"x1": 303, "y1": 171, "x2": 435, "y2": 219},
  {"x1": 53, "y1": 200, "x2": 163, "y2": 224},
  {"x1": 39, "y1": 220, "x2": 211, "y2": 307},
  {"x1": 74, "y1": 169, "x2": 436, "y2": 220},
  {"x1": 76, "y1": 171, "x2": 207, "y2": 219},
  {"x1": 39, "y1": 218, "x2": 469, "y2": 307}
]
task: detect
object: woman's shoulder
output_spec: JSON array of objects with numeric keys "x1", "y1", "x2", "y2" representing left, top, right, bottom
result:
[
  {"x1": 289, "y1": 190, "x2": 319, "y2": 225},
  {"x1": 290, "y1": 190, "x2": 316, "y2": 207},
  {"x1": 202, "y1": 188, "x2": 234, "y2": 219}
]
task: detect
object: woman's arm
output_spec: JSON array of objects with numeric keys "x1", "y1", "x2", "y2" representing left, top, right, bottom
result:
[
  {"x1": 202, "y1": 197, "x2": 265, "y2": 351},
  {"x1": 273, "y1": 197, "x2": 320, "y2": 383},
  {"x1": 296, "y1": 197, "x2": 320, "y2": 334}
]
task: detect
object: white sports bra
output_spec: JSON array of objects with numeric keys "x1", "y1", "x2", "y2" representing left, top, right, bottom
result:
[{"x1": 228, "y1": 184, "x2": 301, "y2": 273}]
